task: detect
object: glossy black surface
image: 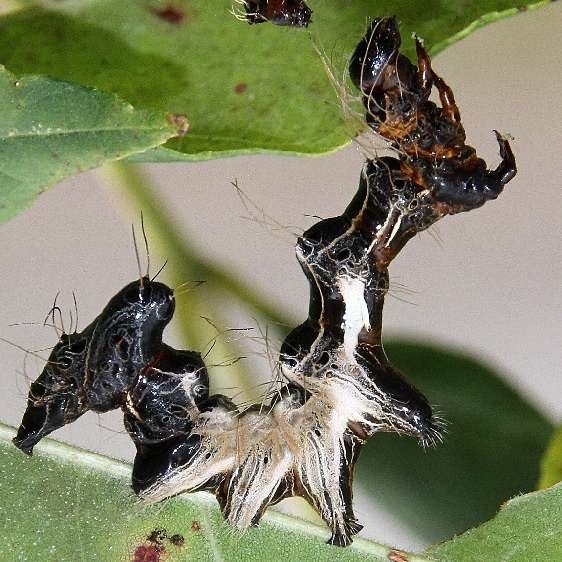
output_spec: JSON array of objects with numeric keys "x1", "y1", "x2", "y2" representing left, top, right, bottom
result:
[
  {"x1": 84, "y1": 278, "x2": 175, "y2": 412},
  {"x1": 13, "y1": 277, "x2": 175, "y2": 452},
  {"x1": 244, "y1": 0, "x2": 312, "y2": 27},
  {"x1": 13, "y1": 329, "x2": 93, "y2": 455},
  {"x1": 349, "y1": 17, "x2": 516, "y2": 215}
]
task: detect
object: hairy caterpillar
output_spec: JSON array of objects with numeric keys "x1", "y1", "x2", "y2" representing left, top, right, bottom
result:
[{"x1": 130, "y1": 17, "x2": 516, "y2": 547}]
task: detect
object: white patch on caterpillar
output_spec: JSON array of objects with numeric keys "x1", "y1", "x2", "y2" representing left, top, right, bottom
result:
[
  {"x1": 338, "y1": 277, "x2": 370, "y2": 360},
  {"x1": 367, "y1": 205, "x2": 401, "y2": 254},
  {"x1": 386, "y1": 214, "x2": 403, "y2": 247},
  {"x1": 125, "y1": 393, "x2": 142, "y2": 420},
  {"x1": 140, "y1": 371, "x2": 387, "y2": 528},
  {"x1": 141, "y1": 379, "x2": 351, "y2": 522}
]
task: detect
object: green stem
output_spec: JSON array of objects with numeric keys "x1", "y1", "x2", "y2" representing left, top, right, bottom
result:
[{"x1": 100, "y1": 161, "x2": 293, "y2": 332}]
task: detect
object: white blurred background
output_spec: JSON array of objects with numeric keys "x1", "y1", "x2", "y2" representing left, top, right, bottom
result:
[{"x1": 1, "y1": 2, "x2": 561, "y2": 551}]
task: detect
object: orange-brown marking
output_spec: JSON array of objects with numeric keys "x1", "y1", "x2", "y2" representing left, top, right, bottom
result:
[{"x1": 388, "y1": 550, "x2": 409, "y2": 562}]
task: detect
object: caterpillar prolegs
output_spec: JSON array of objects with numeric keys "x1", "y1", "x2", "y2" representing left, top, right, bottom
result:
[{"x1": 12, "y1": 17, "x2": 516, "y2": 548}]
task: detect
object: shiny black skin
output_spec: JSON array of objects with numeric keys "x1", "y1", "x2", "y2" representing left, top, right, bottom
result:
[
  {"x1": 128, "y1": 394, "x2": 232, "y2": 495},
  {"x1": 354, "y1": 346, "x2": 434, "y2": 438},
  {"x1": 130, "y1": 432, "x2": 204, "y2": 495},
  {"x1": 124, "y1": 343, "x2": 208, "y2": 444},
  {"x1": 420, "y1": 131, "x2": 517, "y2": 209},
  {"x1": 280, "y1": 160, "x2": 392, "y2": 369},
  {"x1": 124, "y1": 344, "x2": 210, "y2": 493},
  {"x1": 13, "y1": 329, "x2": 92, "y2": 455},
  {"x1": 349, "y1": 17, "x2": 401, "y2": 93},
  {"x1": 84, "y1": 277, "x2": 175, "y2": 412},
  {"x1": 13, "y1": 276, "x2": 175, "y2": 454},
  {"x1": 280, "y1": 156, "x2": 440, "y2": 447},
  {"x1": 244, "y1": 0, "x2": 312, "y2": 27},
  {"x1": 348, "y1": 17, "x2": 516, "y2": 214}
]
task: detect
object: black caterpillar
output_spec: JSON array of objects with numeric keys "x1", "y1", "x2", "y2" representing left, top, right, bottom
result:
[
  {"x1": 13, "y1": 17, "x2": 516, "y2": 547},
  {"x1": 232, "y1": 0, "x2": 312, "y2": 27}
]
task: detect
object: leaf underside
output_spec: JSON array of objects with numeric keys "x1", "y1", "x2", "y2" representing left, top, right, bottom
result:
[
  {"x1": 0, "y1": 66, "x2": 178, "y2": 222},
  {"x1": 0, "y1": 0, "x2": 552, "y2": 162}
]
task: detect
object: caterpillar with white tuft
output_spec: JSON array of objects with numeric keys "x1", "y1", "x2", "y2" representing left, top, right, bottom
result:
[
  {"x1": 13, "y1": 17, "x2": 516, "y2": 548},
  {"x1": 127, "y1": 17, "x2": 516, "y2": 547}
]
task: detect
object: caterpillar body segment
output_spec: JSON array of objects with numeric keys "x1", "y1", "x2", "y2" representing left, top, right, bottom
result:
[
  {"x1": 13, "y1": 277, "x2": 175, "y2": 454},
  {"x1": 13, "y1": 328, "x2": 93, "y2": 455}
]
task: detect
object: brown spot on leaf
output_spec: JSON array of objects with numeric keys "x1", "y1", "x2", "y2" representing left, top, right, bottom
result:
[
  {"x1": 169, "y1": 534, "x2": 185, "y2": 547},
  {"x1": 167, "y1": 113, "x2": 189, "y2": 137},
  {"x1": 234, "y1": 82, "x2": 248, "y2": 94},
  {"x1": 147, "y1": 529, "x2": 167, "y2": 545},
  {"x1": 132, "y1": 544, "x2": 164, "y2": 562},
  {"x1": 150, "y1": 5, "x2": 185, "y2": 25},
  {"x1": 191, "y1": 520, "x2": 201, "y2": 532},
  {"x1": 388, "y1": 550, "x2": 409, "y2": 562}
]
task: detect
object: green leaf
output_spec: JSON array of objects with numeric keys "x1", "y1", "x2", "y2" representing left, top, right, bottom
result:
[
  {"x1": 0, "y1": 66, "x2": 183, "y2": 223},
  {"x1": 538, "y1": 426, "x2": 562, "y2": 490},
  {"x1": 356, "y1": 341, "x2": 553, "y2": 543},
  {"x1": 0, "y1": 0, "x2": 552, "y2": 160},
  {"x1": 425, "y1": 482, "x2": 562, "y2": 562},
  {"x1": 3, "y1": 420, "x2": 561, "y2": 562},
  {"x1": 0, "y1": 424, "x2": 426, "y2": 562}
]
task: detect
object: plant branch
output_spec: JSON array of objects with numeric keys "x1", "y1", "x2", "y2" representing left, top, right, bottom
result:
[{"x1": 100, "y1": 161, "x2": 294, "y2": 332}]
